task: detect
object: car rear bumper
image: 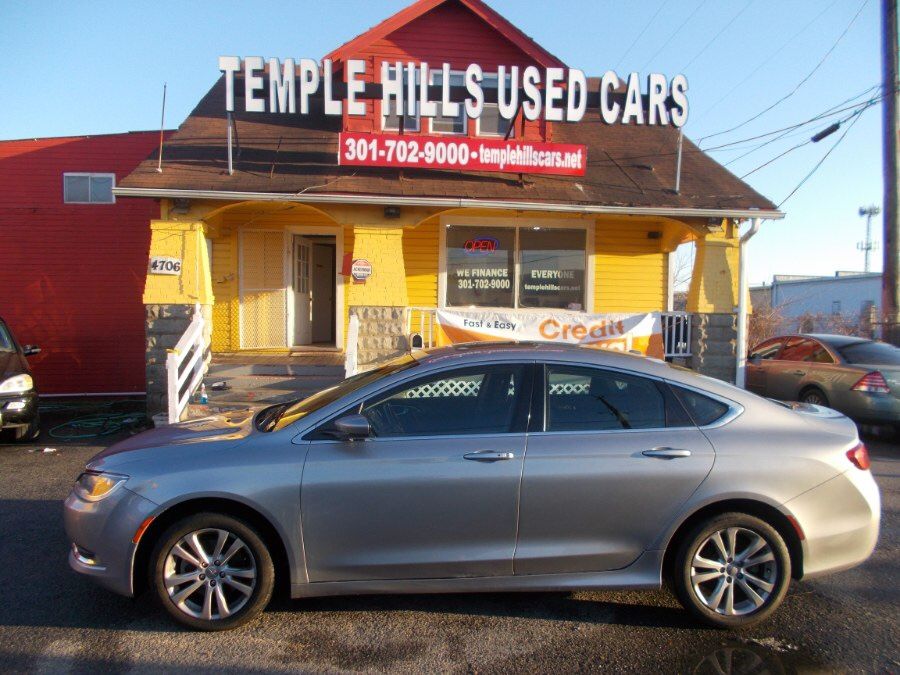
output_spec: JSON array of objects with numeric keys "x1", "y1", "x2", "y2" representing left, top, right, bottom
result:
[
  {"x1": 838, "y1": 391, "x2": 900, "y2": 425},
  {"x1": 784, "y1": 467, "x2": 880, "y2": 579},
  {"x1": 64, "y1": 485, "x2": 158, "y2": 597},
  {"x1": 0, "y1": 391, "x2": 37, "y2": 427}
]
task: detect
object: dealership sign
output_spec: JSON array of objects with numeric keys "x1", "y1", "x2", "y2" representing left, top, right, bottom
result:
[
  {"x1": 339, "y1": 132, "x2": 586, "y2": 176},
  {"x1": 435, "y1": 309, "x2": 665, "y2": 357},
  {"x1": 218, "y1": 57, "x2": 689, "y2": 127}
]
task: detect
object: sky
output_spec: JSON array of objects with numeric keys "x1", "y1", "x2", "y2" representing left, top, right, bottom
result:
[{"x1": 0, "y1": 0, "x2": 888, "y2": 286}]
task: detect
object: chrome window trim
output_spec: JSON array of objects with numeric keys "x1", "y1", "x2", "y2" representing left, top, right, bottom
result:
[{"x1": 663, "y1": 379, "x2": 745, "y2": 430}]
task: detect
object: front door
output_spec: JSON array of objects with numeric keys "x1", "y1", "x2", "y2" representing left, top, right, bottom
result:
[
  {"x1": 745, "y1": 337, "x2": 785, "y2": 396},
  {"x1": 293, "y1": 237, "x2": 311, "y2": 345},
  {"x1": 515, "y1": 364, "x2": 716, "y2": 574},
  {"x1": 300, "y1": 363, "x2": 533, "y2": 582},
  {"x1": 311, "y1": 242, "x2": 335, "y2": 344}
]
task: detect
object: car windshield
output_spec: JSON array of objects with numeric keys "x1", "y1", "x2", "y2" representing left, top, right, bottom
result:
[
  {"x1": 0, "y1": 322, "x2": 14, "y2": 352},
  {"x1": 837, "y1": 340, "x2": 900, "y2": 365},
  {"x1": 260, "y1": 354, "x2": 421, "y2": 432}
]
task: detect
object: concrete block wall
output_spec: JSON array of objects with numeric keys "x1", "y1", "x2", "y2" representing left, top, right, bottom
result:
[
  {"x1": 350, "y1": 306, "x2": 409, "y2": 366},
  {"x1": 689, "y1": 312, "x2": 737, "y2": 383}
]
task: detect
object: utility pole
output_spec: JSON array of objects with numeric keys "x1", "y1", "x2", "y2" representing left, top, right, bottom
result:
[
  {"x1": 882, "y1": 0, "x2": 900, "y2": 344},
  {"x1": 858, "y1": 205, "x2": 880, "y2": 272}
]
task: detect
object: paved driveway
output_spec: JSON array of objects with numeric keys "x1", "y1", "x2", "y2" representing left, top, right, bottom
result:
[{"x1": 0, "y1": 430, "x2": 897, "y2": 673}]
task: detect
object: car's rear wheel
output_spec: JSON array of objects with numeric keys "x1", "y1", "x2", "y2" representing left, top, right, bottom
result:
[
  {"x1": 673, "y1": 513, "x2": 791, "y2": 628},
  {"x1": 800, "y1": 387, "x2": 829, "y2": 407},
  {"x1": 150, "y1": 513, "x2": 274, "y2": 631}
]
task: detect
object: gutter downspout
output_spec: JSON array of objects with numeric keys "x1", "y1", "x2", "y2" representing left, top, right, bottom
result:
[{"x1": 735, "y1": 217, "x2": 761, "y2": 389}]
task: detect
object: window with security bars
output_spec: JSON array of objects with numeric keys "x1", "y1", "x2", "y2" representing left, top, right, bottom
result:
[{"x1": 63, "y1": 173, "x2": 115, "y2": 203}]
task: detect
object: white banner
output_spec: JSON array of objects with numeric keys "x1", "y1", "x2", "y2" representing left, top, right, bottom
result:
[{"x1": 435, "y1": 309, "x2": 664, "y2": 357}]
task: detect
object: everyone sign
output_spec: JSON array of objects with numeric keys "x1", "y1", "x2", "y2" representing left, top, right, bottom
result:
[{"x1": 218, "y1": 57, "x2": 689, "y2": 127}]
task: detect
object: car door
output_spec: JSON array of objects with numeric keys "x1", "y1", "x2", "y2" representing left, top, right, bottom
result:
[
  {"x1": 514, "y1": 363, "x2": 717, "y2": 575},
  {"x1": 300, "y1": 362, "x2": 533, "y2": 582},
  {"x1": 745, "y1": 337, "x2": 785, "y2": 395},
  {"x1": 768, "y1": 337, "x2": 818, "y2": 401}
]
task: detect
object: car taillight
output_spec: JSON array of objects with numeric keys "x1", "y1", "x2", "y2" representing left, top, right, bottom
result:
[
  {"x1": 851, "y1": 371, "x2": 891, "y2": 394},
  {"x1": 846, "y1": 442, "x2": 871, "y2": 470}
]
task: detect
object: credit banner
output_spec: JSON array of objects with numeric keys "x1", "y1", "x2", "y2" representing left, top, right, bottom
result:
[
  {"x1": 339, "y1": 132, "x2": 587, "y2": 176},
  {"x1": 435, "y1": 309, "x2": 664, "y2": 357}
]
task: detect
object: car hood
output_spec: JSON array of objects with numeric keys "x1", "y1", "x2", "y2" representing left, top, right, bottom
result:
[
  {"x1": 0, "y1": 349, "x2": 28, "y2": 381},
  {"x1": 87, "y1": 408, "x2": 259, "y2": 471}
]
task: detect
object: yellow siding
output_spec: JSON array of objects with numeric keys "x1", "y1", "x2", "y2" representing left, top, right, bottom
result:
[
  {"x1": 594, "y1": 220, "x2": 667, "y2": 313},
  {"x1": 404, "y1": 216, "x2": 440, "y2": 307}
]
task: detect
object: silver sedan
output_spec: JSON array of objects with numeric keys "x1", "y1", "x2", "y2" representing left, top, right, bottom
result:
[{"x1": 64, "y1": 343, "x2": 880, "y2": 631}]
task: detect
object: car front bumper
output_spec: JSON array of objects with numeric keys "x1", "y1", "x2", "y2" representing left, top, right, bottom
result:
[
  {"x1": 784, "y1": 466, "x2": 881, "y2": 579},
  {"x1": 0, "y1": 391, "x2": 37, "y2": 428},
  {"x1": 64, "y1": 484, "x2": 159, "y2": 597}
]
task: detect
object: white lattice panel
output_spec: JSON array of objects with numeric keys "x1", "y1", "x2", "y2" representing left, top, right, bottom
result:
[
  {"x1": 240, "y1": 230, "x2": 287, "y2": 348},
  {"x1": 549, "y1": 382, "x2": 590, "y2": 395},
  {"x1": 404, "y1": 378, "x2": 482, "y2": 398}
]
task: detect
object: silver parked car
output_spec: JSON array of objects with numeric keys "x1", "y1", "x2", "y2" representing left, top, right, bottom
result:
[
  {"x1": 746, "y1": 334, "x2": 900, "y2": 427},
  {"x1": 65, "y1": 343, "x2": 880, "y2": 631}
]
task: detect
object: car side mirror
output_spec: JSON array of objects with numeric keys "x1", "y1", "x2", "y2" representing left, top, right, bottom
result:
[
  {"x1": 23, "y1": 345, "x2": 41, "y2": 357},
  {"x1": 332, "y1": 414, "x2": 372, "y2": 440}
]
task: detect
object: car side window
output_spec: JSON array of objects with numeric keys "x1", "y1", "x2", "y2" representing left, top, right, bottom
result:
[
  {"x1": 670, "y1": 386, "x2": 731, "y2": 426},
  {"x1": 749, "y1": 338, "x2": 783, "y2": 360},
  {"x1": 360, "y1": 364, "x2": 529, "y2": 438},
  {"x1": 805, "y1": 341, "x2": 834, "y2": 364},
  {"x1": 779, "y1": 338, "x2": 817, "y2": 362},
  {"x1": 545, "y1": 365, "x2": 666, "y2": 432}
]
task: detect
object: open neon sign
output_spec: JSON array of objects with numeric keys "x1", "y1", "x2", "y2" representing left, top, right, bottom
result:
[{"x1": 464, "y1": 237, "x2": 500, "y2": 255}]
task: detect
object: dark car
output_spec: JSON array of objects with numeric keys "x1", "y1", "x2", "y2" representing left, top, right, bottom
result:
[
  {"x1": 0, "y1": 317, "x2": 40, "y2": 442},
  {"x1": 746, "y1": 333, "x2": 900, "y2": 427}
]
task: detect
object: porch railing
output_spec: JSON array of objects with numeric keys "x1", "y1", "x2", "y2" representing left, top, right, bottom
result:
[
  {"x1": 166, "y1": 304, "x2": 208, "y2": 423},
  {"x1": 406, "y1": 307, "x2": 438, "y2": 349},
  {"x1": 405, "y1": 307, "x2": 692, "y2": 358},
  {"x1": 661, "y1": 311, "x2": 692, "y2": 358}
]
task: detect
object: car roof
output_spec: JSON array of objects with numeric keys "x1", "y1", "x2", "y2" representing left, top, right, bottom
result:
[
  {"x1": 410, "y1": 341, "x2": 675, "y2": 376},
  {"x1": 802, "y1": 333, "x2": 871, "y2": 348}
]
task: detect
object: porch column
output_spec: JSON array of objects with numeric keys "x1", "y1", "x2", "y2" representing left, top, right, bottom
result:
[
  {"x1": 347, "y1": 223, "x2": 409, "y2": 366},
  {"x1": 142, "y1": 220, "x2": 214, "y2": 415},
  {"x1": 685, "y1": 221, "x2": 741, "y2": 383}
]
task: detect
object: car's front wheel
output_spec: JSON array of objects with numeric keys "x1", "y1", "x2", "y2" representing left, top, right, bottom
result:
[
  {"x1": 150, "y1": 513, "x2": 274, "y2": 631},
  {"x1": 673, "y1": 513, "x2": 791, "y2": 628}
]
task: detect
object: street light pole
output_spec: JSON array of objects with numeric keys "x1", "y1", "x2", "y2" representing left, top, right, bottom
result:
[
  {"x1": 859, "y1": 205, "x2": 881, "y2": 273},
  {"x1": 881, "y1": 0, "x2": 900, "y2": 344}
]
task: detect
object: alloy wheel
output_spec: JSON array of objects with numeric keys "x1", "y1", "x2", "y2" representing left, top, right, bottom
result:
[
  {"x1": 690, "y1": 526, "x2": 778, "y2": 616},
  {"x1": 163, "y1": 528, "x2": 257, "y2": 621}
]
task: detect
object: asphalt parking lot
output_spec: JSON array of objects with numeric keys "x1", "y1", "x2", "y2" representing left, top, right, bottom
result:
[{"x1": 0, "y1": 422, "x2": 897, "y2": 673}]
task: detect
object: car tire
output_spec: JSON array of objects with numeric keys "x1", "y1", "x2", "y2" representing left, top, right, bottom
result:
[
  {"x1": 12, "y1": 413, "x2": 41, "y2": 443},
  {"x1": 799, "y1": 387, "x2": 829, "y2": 407},
  {"x1": 672, "y1": 512, "x2": 791, "y2": 629},
  {"x1": 150, "y1": 512, "x2": 275, "y2": 631}
]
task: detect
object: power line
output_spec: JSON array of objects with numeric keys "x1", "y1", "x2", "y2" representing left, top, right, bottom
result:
[
  {"x1": 694, "y1": 0, "x2": 844, "y2": 123},
  {"x1": 777, "y1": 105, "x2": 868, "y2": 208},
  {"x1": 680, "y1": 0, "x2": 755, "y2": 72},
  {"x1": 740, "y1": 98, "x2": 878, "y2": 178},
  {"x1": 614, "y1": 0, "x2": 669, "y2": 71},
  {"x1": 699, "y1": 0, "x2": 870, "y2": 144},
  {"x1": 638, "y1": 0, "x2": 709, "y2": 71}
]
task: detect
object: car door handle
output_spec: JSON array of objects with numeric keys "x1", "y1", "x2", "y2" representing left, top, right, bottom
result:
[
  {"x1": 793, "y1": 369, "x2": 805, "y2": 376},
  {"x1": 463, "y1": 451, "x2": 515, "y2": 461},
  {"x1": 642, "y1": 447, "x2": 692, "y2": 459}
]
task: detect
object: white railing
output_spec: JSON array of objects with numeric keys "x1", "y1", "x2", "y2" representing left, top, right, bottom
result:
[
  {"x1": 405, "y1": 307, "x2": 438, "y2": 349},
  {"x1": 661, "y1": 311, "x2": 692, "y2": 358},
  {"x1": 405, "y1": 307, "x2": 691, "y2": 358},
  {"x1": 166, "y1": 304, "x2": 208, "y2": 423}
]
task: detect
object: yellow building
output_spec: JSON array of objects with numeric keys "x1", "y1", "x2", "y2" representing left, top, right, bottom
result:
[{"x1": 117, "y1": 0, "x2": 782, "y2": 415}]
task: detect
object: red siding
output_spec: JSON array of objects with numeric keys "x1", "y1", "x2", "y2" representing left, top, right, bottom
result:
[
  {"x1": 0, "y1": 132, "x2": 166, "y2": 394},
  {"x1": 342, "y1": 1, "x2": 548, "y2": 140}
]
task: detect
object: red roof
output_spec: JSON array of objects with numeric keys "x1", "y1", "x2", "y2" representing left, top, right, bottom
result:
[{"x1": 325, "y1": 0, "x2": 566, "y2": 69}]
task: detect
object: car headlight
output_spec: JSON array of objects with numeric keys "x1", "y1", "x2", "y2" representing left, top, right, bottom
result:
[
  {"x1": 0, "y1": 373, "x2": 33, "y2": 394},
  {"x1": 74, "y1": 471, "x2": 128, "y2": 501}
]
